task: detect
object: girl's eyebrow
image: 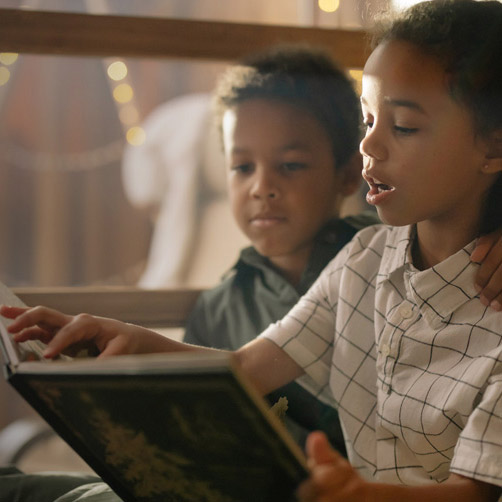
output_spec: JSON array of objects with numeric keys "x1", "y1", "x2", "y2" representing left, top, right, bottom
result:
[
  {"x1": 360, "y1": 96, "x2": 427, "y2": 115},
  {"x1": 384, "y1": 97, "x2": 426, "y2": 114}
]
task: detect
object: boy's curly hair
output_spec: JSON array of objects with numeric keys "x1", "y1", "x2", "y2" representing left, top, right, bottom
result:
[{"x1": 212, "y1": 44, "x2": 360, "y2": 171}]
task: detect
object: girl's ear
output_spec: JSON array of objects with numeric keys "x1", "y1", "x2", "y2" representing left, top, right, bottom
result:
[
  {"x1": 482, "y1": 129, "x2": 502, "y2": 174},
  {"x1": 339, "y1": 152, "x2": 363, "y2": 196}
]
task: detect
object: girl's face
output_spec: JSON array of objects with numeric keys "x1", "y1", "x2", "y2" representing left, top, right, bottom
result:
[
  {"x1": 222, "y1": 98, "x2": 359, "y2": 279},
  {"x1": 360, "y1": 40, "x2": 493, "y2": 241}
]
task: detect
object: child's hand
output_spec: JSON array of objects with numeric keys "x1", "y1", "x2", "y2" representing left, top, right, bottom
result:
[
  {"x1": 0, "y1": 304, "x2": 171, "y2": 359},
  {"x1": 471, "y1": 229, "x2": 502, "y2": 311},
  {"x1": 297, "y1": 431, "x2": 369, "y2": 502}
]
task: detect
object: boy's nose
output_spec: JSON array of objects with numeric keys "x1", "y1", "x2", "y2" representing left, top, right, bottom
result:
[{"x1": 250, "y1": 170, "x2": 279, "y2": 199}]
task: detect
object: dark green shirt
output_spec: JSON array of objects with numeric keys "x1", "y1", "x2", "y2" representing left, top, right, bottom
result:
[{"x1": 184, "y1": 212, "x2": 379, "y2": 453}]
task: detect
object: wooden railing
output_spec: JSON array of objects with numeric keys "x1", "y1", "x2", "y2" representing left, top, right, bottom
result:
[{"x1": 0, "y1": 8, "x2": 369, "y2": 68}]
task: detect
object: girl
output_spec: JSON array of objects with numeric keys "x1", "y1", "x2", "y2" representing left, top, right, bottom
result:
[{"x1": 3, "y1": 1, "x2": 502, "y2": 500}]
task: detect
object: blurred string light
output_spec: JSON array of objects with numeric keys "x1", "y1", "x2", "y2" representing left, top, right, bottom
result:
[
  {"x1": 0, "y1": 53, "x2": 18, "y2": 65},
  {"x1": 0, "y1": 52, "x2": 17, "y2": 87},
  {"x1": 0, "y1": 52, "x2": 130, "y2": 171},
  {"x1": 105, "y1": 58, "x2": 146, "y2": 147},
  {"x1": 318, "y1": 0, "x2": 340, "y2": 13}
]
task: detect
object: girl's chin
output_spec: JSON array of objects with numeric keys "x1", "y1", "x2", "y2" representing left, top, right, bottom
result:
[{"x1": 376, "y1": 209, "x2": 414, "y2": 227}]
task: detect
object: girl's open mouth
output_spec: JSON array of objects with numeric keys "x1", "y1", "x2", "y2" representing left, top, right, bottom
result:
[{"x1": 364, "y1": 176, "x2": 395, "y2": 205}]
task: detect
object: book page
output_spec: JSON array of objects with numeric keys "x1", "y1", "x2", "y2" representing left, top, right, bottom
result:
[{"x1": 0, "y1": 282, "x2": 51, "y2": 367}]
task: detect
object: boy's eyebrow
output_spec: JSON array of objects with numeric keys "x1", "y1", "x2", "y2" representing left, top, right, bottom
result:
[
  {"x1": 281, "y1": 141, "x2": 310, "y2": 152},
  {"x1": 230, "y1": 142, "x2": 310, "y2": 155}
]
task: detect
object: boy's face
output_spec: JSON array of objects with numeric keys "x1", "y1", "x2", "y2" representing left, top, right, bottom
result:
[
  {"x1": 360, "y1": 40, "x2": 492, "y2": 240},
  {"x1": 222, "y1": 98, "x2": 358, "y2": 272}
]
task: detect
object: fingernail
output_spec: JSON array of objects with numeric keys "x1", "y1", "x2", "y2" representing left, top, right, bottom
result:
[
  {"x1": 480, "y1": 296, "x2": 490, "y2": 306},
  {"x1": 490, "y1": 300, "x2": 501, "y2": 311}
]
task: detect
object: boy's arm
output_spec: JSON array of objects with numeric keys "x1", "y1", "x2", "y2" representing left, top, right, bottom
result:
[
  {"x1": 298, "y1": 432, "x2": 501, "y2": 502},
  {"x1": 471, "y1": 229, "x2": 502, "y2": 310}
]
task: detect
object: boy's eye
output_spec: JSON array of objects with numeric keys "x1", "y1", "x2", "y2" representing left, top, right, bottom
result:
[
  {"x1": 232, "y1": 163, "x2": 253, "y2": 174},
  {"x1": 281, "y1": 162, "x2": 306, "y2": 172},
  {"x1": 363, "y1": 120, "x2": 373, "y2": 131}
]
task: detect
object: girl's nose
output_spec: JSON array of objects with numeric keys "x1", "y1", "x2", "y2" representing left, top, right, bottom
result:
[{"x1": 359, "y1": 125, "x2": 387, "y2": 161}]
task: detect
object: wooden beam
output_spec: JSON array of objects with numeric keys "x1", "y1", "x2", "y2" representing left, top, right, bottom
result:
[
  {"x1": 0, "y1": 8, "x2": 369, "y2": 68},
  {"x1": 13, "y1": 287, "x2": 202, "y2": 328}
]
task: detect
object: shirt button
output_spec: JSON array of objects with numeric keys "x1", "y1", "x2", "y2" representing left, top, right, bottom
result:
[
  {"x1": 399, "y1": 304, "x2": 413, "y2": 319},
  {"x1": 381, "y1": 344, "x2": 390, "y2": 357}
]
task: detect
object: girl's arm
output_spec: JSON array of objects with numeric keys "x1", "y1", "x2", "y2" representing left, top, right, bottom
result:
[
  {"x1": 0, "y1": 305, "x2": 303, "y2": 395},
  {"x1": 471, "y1": 229, "x2": 502, "y2": 310},
  {"x1": 297, "y1": 432, "x2": 501, "y2": 502}
]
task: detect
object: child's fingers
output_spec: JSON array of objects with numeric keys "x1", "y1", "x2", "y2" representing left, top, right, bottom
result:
[
  {"x1": 479, "y1": 266, "x2": 502, "y2": 310},
  {"x1": 42, "y1": 314, "x2": 101, "y2": 358},
  {"x1": 306, "y1": 431, "x2": 342, "y2": 466},
  {"x1": 6, "y1": 306, "x2": 70, "y2": 335},
  {"x1": 0, "y1": 305, "x2": 30, "y2": 320},
  {"x1": 473, "y1": 233, "x2": 502, "y2": 309},
  {"x1": 13, "y1": 326, "x2": 56, "y2": 345},
  {"x1": 471, "y1": 233, "x2": 498, "y2": 264},
  {"x1": 296, "y1": 478, "x2": 320, "y2": 502}
]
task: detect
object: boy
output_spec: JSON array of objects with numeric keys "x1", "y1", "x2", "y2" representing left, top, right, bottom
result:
[{"x1": 183, "y1": 45, "x2": 379, "y2": 452}]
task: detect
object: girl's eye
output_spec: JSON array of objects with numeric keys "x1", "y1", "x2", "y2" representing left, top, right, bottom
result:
[
  {"x1": 394, "y1": 125, "x2": 418, "y2": 135},
  {"x1": 363, "y1": 120, "x2": 373, "y2": 130},
  {"x1": 282, "y1": 162, "x2": 306, "y2": 172}
]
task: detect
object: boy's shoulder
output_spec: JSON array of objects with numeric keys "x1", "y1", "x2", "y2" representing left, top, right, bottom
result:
[
  {"x1": 196, "y1": 247, "x2": 272, "y2": 305},
  {"x1": 341, "y1": 210, "x2": 381, "y2": 231}
]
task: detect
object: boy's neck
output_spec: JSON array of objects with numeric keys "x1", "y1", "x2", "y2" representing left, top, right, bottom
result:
[{"x1": 268, "y1": 249, "x2": 312, "y2": 287}]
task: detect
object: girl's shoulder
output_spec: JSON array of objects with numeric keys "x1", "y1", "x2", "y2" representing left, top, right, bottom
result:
[{"x1": 324, "y1": 224, "x2": 408, "y2": 276}]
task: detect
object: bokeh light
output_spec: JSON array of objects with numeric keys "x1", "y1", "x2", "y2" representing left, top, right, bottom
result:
[
  {"x1": 107, "y1": 61, "x2": 128, "y2": 81},
  {"x1": 113, "y1": 83, "x2": 133, "y2": 103},
  {"x1": 318, "y1": 0, "x2": 340, "y2": 13},
  {"x1": 126, "y1": 126, "x2": 146, "y2": 146}
]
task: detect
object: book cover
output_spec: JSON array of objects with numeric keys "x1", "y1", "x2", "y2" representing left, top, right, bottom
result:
[{"x1": 0, "y1": 285, "x2": 308, "y2": 502}]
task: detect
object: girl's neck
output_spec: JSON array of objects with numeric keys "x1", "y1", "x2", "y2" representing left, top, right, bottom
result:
[{"x1": 413, "y1": 219, "x2": 479, "y2": 270}]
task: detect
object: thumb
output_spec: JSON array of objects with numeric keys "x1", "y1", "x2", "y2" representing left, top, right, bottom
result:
[{"x1": 306, "y1": 431, "x2": 340, "y2": 466}]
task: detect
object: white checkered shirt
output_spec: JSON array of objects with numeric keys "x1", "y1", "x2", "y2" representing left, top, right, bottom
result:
[{"x1": 262, "y1": 224, "x2": 502, "y2": 488}]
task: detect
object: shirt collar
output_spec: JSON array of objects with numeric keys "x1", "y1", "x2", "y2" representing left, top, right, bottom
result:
[
  {"x1": 379, "y1": 225, "x2": 480, "y2": 324},
  {"x1": 236, "y1": 218, "x2": 360, "y2": 295}
]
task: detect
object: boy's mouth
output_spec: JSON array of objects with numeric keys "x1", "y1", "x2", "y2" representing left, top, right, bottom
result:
[{"x1": 250, "y1": 213, "x2": 287, "y2": 228}]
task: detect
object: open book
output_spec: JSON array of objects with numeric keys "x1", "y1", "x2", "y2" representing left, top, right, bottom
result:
[{"x1": 0, "y1": 283, "x2": 308, "y2": 502}]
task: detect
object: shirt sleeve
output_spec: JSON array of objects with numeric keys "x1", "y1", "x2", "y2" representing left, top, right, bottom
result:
[
  {"x1": 260, "y1": 248, "x2": 346, "y2": 391},
  {"x1": 450, "y1": 372, "x2": 502, "y2": 488}
]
